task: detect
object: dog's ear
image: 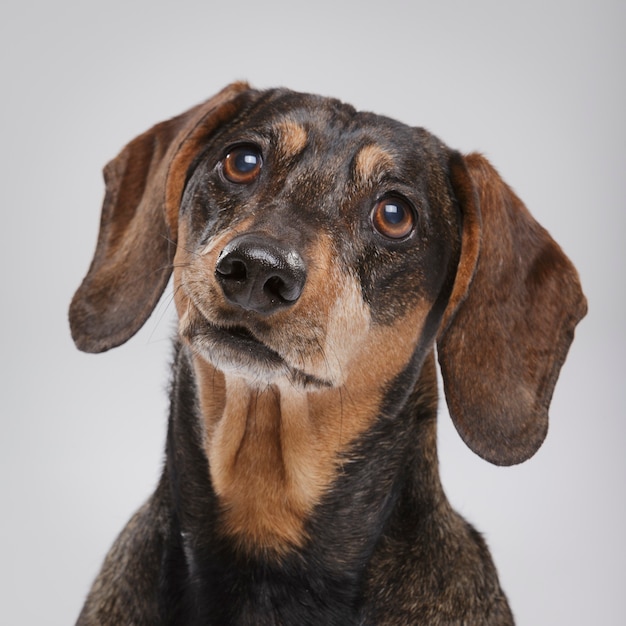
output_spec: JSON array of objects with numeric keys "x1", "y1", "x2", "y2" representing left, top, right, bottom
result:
[
  {"x1": 69, "y1": 82, "x2": 252, "y2": 353},
  {"x1": 437, "y1": 152, "x2": 587, "y2": 466}
]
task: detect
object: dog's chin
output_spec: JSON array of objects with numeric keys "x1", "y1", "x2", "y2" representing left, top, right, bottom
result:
[{"x1": 182, "y1": 319, "x2": 331, "y2": 389}]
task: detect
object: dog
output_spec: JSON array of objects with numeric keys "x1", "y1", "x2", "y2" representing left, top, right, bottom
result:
[{"x1": 69, "y1": 82, "x2": 587, "y2": 625}]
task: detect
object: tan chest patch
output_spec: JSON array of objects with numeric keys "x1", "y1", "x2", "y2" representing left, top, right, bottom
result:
[{"x1": 191, "y1": 298, "x2": 430, "y2": 557}]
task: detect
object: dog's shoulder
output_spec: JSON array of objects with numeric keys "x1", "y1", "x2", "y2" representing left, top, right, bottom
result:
[
  {"x1": 364, "y1": 508, "x2": 514, "y2": 624},
  {"x1": 76, "y1": 486, "x2": 170, "y2": 626}
]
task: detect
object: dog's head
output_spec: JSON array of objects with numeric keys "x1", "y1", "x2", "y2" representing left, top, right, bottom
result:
[{"x1": 70, "y1": 82, "x2": 587, "y2": 466}]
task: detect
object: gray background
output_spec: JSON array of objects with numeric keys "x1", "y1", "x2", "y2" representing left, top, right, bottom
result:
[{"x1": 2, "y1": 0, "x2": 624, "y2": 624}]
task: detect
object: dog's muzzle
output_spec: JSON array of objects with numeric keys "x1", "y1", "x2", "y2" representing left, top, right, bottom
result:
[{"x1": 215, "y1": 234, "x2": 307, "y2": 315}]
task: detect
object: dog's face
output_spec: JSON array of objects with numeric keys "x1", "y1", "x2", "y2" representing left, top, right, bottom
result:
[
  {"x1": 173, "y1": 91, "x2": 460, "y2": 390},
  {"x1": 70, "y1": 83, "x2": 586, "y2": 466}
]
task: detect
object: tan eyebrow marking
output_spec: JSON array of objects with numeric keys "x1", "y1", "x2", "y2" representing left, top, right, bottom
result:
[
  {"x1": 275, "y1": 120, "x2": 308, "y2": 160},
  {"x1": 353, "y1": 143, "x2": 395, "y2": 184}
]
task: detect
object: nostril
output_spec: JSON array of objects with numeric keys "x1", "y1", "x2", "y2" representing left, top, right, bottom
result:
[
  {"x1": 216, "y1": 256, "x2": 247, "y2": 282},
  {"x1": 264, "y1": 274, "x2": 301, "y2": 304},
  {"x1": 264, "y1": 275, "x2": 285, "y2": 300}
]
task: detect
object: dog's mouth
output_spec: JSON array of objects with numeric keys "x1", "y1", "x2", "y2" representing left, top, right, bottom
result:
[
  {"x1": 212, "y1": 323, "x2": 284, "y2": 365},
  {"x1": 182, "y1": 315, "x2": 330, "y2": 388}
]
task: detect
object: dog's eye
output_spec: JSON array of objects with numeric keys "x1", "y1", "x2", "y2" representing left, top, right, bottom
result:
[
  {"x1": 371, "y1": 196, "x2": 416, "y2": 240},
  {"x1": 222, "y1": 145, "x2": 263, "y2": 183}
]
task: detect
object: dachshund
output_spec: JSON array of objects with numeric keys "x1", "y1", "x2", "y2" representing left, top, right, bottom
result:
[{"x1": 69, "y1": 82, "x2": 587, "y2": 625}]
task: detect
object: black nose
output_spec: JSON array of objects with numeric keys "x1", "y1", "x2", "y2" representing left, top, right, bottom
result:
[{"x1": 215, "y1": 235, "x2": 307, "y2": 315}]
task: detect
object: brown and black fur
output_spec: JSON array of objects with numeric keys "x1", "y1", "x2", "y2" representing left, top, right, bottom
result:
[{"x1": 69, "y1": 83, "x2": 587, "y2": 625}]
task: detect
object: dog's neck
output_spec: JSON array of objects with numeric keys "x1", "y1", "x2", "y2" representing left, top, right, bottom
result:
[{"x1": 168, "y1": 343, "x2": 446, "y2": 562}]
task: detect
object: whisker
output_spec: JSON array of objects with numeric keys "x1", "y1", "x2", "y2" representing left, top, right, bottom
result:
[{"x1": 159, "y1": 232, "x2": 203, "y2": 259}]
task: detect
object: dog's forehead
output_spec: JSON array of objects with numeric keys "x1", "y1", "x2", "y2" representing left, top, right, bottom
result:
[{"x1": 238, "y1": 90, "x2": 442, "y2": 175}]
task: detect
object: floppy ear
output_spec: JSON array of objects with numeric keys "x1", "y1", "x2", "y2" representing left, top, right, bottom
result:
[
  {"x1": 437, "y1": 152, "x2": 587, "y2": 466},
  {"x1": 69, "y1": 82, "x2": 252, "y2": 353}
]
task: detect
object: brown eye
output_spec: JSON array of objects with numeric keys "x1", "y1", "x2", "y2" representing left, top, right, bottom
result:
[
  {"x1": 223, "y1": 145, "x2": 262, "y2": 183},
  {"x1": 371, "y1": 196, "x2": 416, "y2": 239}
]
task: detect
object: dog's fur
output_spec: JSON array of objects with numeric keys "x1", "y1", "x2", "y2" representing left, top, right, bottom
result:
[{"x1": 70, "y1": 83, "x2": 587, "y2": 625}]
